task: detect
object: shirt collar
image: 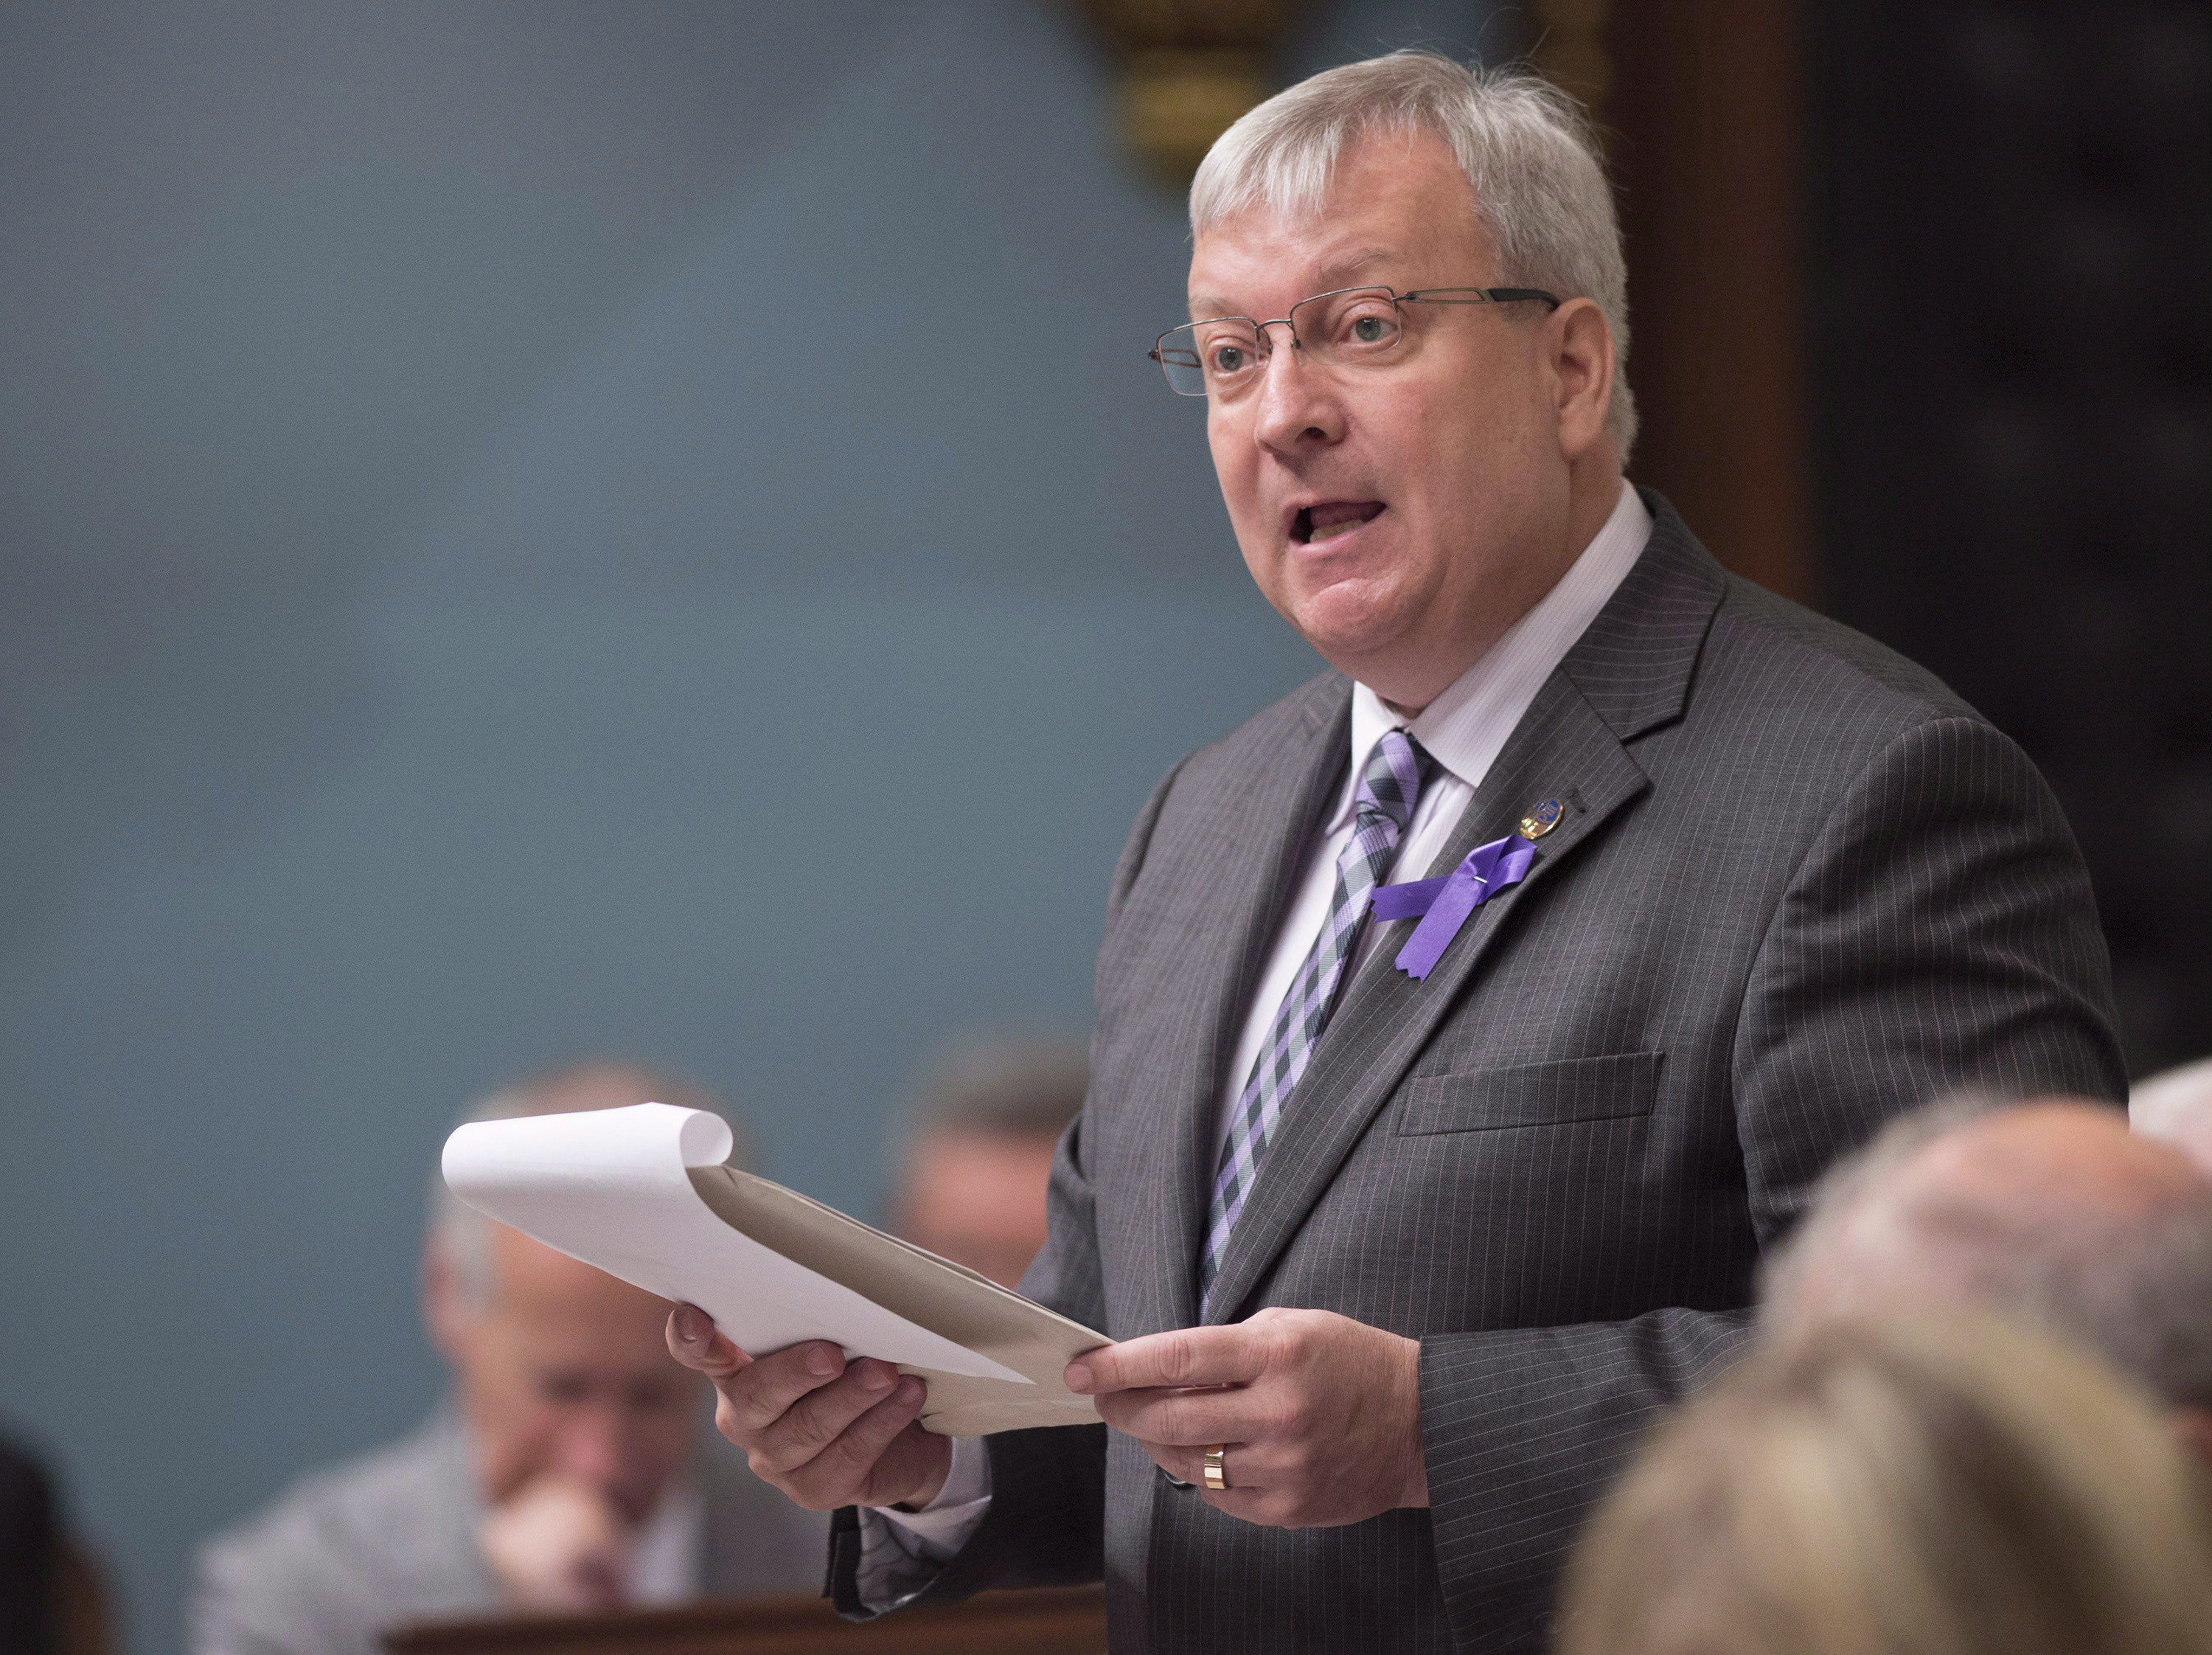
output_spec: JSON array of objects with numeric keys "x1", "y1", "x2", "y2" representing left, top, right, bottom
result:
[{"x1": 1335, "y1": 481, "x2": 1653, "y2": 828}]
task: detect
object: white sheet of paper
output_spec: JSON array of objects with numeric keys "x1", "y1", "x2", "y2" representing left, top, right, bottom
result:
[{"x1": 441, "y1": 1103, "x2": 1029, "y2": 1384}]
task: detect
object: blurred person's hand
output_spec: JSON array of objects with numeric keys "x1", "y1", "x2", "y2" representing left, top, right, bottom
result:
[
  {"x1": 478, "y1": 1473, "x2": 630, "y2": 1611},
  {"x1": 667, "y1": 1304, "x2": 950, "y2": 1510}
]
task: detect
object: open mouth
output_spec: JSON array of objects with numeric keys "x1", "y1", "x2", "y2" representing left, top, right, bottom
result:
[{"x1": 1290, "y1": 501, "x2": 1386, "y2": 544}]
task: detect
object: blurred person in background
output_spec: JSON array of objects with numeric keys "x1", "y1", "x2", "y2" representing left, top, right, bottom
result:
[
  {"x1": 894, "y1": 1038, "x2": 1088, "y2": 1291},
  {"x1": 192, "y1": 1064, "x2": 821, "y2": 1655},
  {"x1": 1555, "y1": 1311, "x2": 2212, "y2": 1655},
  {"x1": 1, "y1": 1432, "x2": 108, "y2": 1655},
  {"x1": 2133, "y1": 1055, "x2": 2212, "y2": 1175},
  {"x1": 1760, "y1": 1096, "x2": 2212, "y2": 1461},
  {"x1": 2, "y1": 1432, "x2": 62, "y2": 1655}
]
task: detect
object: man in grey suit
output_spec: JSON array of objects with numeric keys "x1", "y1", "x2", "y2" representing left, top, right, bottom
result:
[
  {"x1": 667, "y1": 53, "x2": 2124, "y2": 1653},
  {"x1": 195, "y1": 1066, "x2": 823, "y2": 1655}
]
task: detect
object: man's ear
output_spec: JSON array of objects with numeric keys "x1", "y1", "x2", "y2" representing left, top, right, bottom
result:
[
  {"x1": 2173, "y1": 1406, "x2": 2212, "y2": 1470},
  {"x1": 422, "y1": 1236, "x2": 477, "y2": 1361},
  {"x1": 1549, "y1": 297, "x2": 1617, "y2": 464}
]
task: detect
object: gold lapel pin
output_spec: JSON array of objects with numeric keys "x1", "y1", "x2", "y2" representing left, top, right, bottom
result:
[{"x1": 1518, "y1": 798, "x2": 1564, "y2": 839}]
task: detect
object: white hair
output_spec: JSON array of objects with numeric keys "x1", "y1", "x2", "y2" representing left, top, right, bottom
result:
[
  {"x1": 2133, "y1": 1057, "x2": 2212, "y2": 1167},
  {"x1": 1189, "y1": 52, "x2": 1637, "y2": 461},
  {"x1": 1762, "y1": 1096, "x2": 2212, "y2": 1412}
]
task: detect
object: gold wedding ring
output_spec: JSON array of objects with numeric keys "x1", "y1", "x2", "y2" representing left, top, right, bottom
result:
[{"x1": 1203, "y1": 1446, "x2": 1229, "y2": 1492}]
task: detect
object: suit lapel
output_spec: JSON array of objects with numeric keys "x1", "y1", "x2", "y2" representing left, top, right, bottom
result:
[
  {"x1": 1130, "y1": 679, "x2": 1351, "y2": 1333},
  {"x1": 1198, "y1": 499, "x2": 1727, "y2": 1323},
  {"x1": 1196, "y1": 681, "x2": 1644, "y2": 1322}
]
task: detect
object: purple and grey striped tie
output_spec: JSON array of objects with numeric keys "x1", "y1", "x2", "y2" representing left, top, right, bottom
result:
[{"x1": 1197, "y1": 727, "x2": 1430, "y2": 1314}]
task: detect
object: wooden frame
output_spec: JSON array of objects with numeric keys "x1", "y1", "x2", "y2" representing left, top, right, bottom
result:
[
  {"x1": 1537, "y1": 0, "x2": 1813, "y2": 600},
  {"x1": 386, "y1": 1586, "x2": 1106, "y2": 1655}
]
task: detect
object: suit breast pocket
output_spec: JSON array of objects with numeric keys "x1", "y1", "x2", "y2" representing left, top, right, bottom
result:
[{"x1": 1392, "y1": 1050, "x2": 1663, "y2": 1136}]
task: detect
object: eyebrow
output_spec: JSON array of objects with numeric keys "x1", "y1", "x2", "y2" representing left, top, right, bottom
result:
[
  {"x1": 1316, "y1": 246, "x2": 1399, "y2": 284},
  {"x1": 1187, "y1": 247, "x2": 1402, "y2": 319}
]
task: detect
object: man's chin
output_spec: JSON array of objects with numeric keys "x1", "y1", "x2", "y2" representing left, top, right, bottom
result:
[{"x1": 1284, "y1": 583, "x2": 1415, "y2": 676}]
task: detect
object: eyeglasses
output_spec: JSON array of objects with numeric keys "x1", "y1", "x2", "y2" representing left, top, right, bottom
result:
[{"x1": 1149, "y1": 283, "x2": 1561, "y2": 398}]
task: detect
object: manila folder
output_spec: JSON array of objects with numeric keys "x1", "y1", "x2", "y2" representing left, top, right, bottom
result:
[{"x1": 442, "y1": 1102, "x2": 1105, "y2": 1436}]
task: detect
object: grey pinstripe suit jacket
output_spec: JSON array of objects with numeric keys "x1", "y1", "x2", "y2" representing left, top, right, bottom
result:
[{"x1": 830, "y1": 493, "x2": 2124, "y2": 1651}]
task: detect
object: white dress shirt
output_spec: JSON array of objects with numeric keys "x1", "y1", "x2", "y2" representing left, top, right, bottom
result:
[
  {"x1": 1211, "y1": 480, "x2": 1653, "y2": 1146},
  {"x1": 858, "y1": 482, "x2": 1654, "y2": 1607},
  {"x1": 624, "y1": 1480, "x2": 706, "y2": 1604}
]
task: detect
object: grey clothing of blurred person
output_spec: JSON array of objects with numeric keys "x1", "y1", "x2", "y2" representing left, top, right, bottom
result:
[
  {"x1": 193, "y1": 1064, "x2": 824, "y2": 1655},
  {"x1": 193, "y1": 1410, "x2": 821, "y2": 1655}
]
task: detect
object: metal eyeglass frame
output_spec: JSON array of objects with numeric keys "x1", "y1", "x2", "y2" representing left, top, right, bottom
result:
[{"x1": 1148, "y1": 284, "x2": 1562, "y2": 397}]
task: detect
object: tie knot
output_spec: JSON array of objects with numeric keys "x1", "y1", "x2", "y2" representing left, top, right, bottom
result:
[{"x1": 1355, "y1": 728, "x2": 1429, "y2": 834}]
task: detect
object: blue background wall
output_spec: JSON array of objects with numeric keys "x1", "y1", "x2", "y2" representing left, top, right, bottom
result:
[{"x1": 0, "y1": 4, "x2": 1508, "y2": 1649}]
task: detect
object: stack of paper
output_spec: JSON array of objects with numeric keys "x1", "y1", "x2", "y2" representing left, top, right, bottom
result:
[{"x1": 441, "y1": 1103, "x2": 1105, "y2": 1436}]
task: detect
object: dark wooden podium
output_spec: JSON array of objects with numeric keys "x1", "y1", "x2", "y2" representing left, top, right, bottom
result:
[{"x1": 385, "y1": 1587, "x2": 1106, "y2": 1655}]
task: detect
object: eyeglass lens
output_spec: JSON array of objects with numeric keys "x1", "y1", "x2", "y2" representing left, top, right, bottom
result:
[{"x1": 1155, "y1": 287, "x2": 1403, "y2": 396}]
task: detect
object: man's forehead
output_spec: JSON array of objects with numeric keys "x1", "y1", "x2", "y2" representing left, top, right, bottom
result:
[
  {"x1": 493, "y1": 1223, "x2": 666, "y2": 1314},
  {"x1": 1186, "y1": 133, "x2": 1489, "y2": 316},
  {"x1": 1188, "y1": 243, "x2": 1402, "y2": 318}
]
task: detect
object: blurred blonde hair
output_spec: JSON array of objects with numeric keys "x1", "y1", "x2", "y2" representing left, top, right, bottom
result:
[{"x1": 1556, "y1": 1312, "x2": 2212, "y2": 1655}]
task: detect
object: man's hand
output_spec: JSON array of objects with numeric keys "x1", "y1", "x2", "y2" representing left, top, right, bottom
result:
[
  {"x1": 479, "y1": 1474, "x2": 630, "y2": 1611},
  {"x1": 1066, "y1": 1308, "x2": 1427, "y2": 1529},
  {"x1": 666, "y1": 1303, "x2": 950, "y2": 1511}
]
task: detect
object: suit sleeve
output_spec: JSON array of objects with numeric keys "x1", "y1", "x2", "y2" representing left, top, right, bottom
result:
[
  {"x1": 827, "y1": 1116, "x2": 1112, "y2": 1616},
  {"x1": 1416, "y1": 713, "x2": 2124, "y2": 1647},
  {"x1": 827, "y1": 759, "x2": 1186, "y2": 1617}
]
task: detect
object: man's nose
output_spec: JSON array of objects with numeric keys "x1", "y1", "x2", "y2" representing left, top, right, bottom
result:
[
  {"x1": 553, "y1": 1406, "x2": 637, "y2": 1488},
  {"x1": 1250, "y1": 333, "x2": 1344, "y2": 454}
]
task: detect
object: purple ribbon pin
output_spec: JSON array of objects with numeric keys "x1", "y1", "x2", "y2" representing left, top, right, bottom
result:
[{"x1": 1371, "y1": 834, "x2": 1537, "y2": 981}]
